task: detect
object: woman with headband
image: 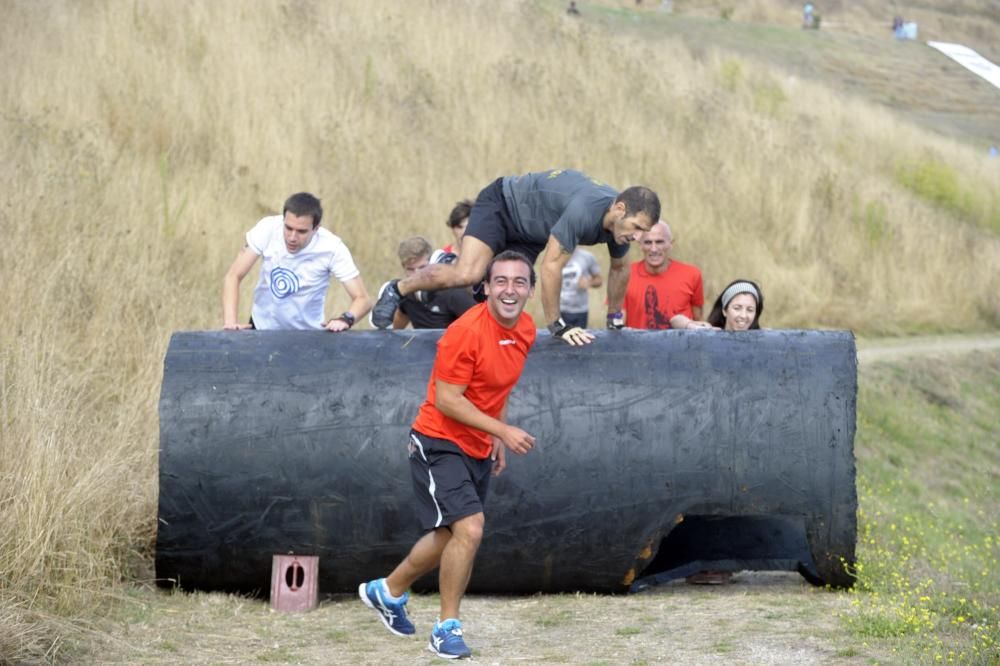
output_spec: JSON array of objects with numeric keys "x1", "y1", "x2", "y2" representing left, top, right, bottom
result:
[{"x1": 706, "y1": 279, "x2": 764, "y2": 331}]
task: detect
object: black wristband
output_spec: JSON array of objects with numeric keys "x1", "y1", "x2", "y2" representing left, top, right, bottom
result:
[
  {"x1": 337, "y1": 311, "x2": 356, "y2": 328},
  {"x1": 547, "y1": 317, "x2": 569, "y2": 336}
]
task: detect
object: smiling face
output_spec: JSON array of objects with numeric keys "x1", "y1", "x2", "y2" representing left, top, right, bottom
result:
[
  {"x1": 484, "y1": 259, "x2": 534, "y2": 328},
  {"x1": 282, "y1": 212, "x2": 318, "y2": 254},
  {"x1": 724, "y1": 293, "x2": 758, "y2": 331},
  {"x1": 639, "y1": 221, "x2": 673, "y2": 273}
]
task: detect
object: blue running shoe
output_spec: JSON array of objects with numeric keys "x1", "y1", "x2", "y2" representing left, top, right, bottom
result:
[
  {"x1": 427, "y1": 618, "x2": 471, "y2": 659},
  {"x1": 358, "y1": 579, "x2": 415, "y2": 637}
]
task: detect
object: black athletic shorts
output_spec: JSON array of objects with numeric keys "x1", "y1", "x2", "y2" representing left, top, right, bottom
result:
[
  {"x1": 466, "y1": 178, "x2": 545, "y2": 265},
  {"x1": 408, "y1": 429, "x2": 492, "y2": 532}
]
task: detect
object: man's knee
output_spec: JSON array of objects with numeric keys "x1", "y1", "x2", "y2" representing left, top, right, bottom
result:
[{"x1": 450, "y1": 513, "x2": 484, "y2": 546}]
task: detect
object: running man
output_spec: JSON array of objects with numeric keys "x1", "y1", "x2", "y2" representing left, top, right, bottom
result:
[
  {"x1": 369, "y1": 169, "x2": 660, "y2": 345},
  {"x1": 359, "y1": 250, "x2": 538, "y2": 660}
]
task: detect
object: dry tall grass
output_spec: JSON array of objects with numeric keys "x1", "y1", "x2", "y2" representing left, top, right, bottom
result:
[{"x1": 1, "y1": 0, "x2": 998, "y2": 661}]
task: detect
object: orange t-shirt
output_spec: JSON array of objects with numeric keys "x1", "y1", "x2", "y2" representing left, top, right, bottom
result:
[
  {"x1": 623, "y1": 259, "x2": 704, "y2": 329},
  {"x1": 412, "y1": 303, "x2": 537, "y2": 459}
]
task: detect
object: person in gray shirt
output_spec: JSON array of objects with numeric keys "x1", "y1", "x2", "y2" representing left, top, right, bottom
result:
[
  {"x1": 559, "y1": 248, "x2": 603, "y2": 328},
  {"x1": 370, "y1": 169, "x2": 660, "y2": 345}
]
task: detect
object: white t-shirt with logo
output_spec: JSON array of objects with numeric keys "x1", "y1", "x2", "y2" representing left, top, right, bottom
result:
[{"x1": 246, "y1": 215, "x2": 360, "y2": 330}]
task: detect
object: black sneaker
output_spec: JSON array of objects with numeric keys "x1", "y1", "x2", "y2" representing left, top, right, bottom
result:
[
  {"x1": 471, "y1": 280, "x2": 486, "y2": 303},
  {"x1": 371, "y1": 280, "x2": 402, "y2": 329}
]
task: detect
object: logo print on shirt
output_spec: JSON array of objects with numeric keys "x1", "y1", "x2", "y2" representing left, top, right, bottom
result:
[
  {"x1": 269, "y1": 267, "x2": 300, "y2": 299},
  {"x1": 499, "y1": 339, "x2": 516, "y2": 346}
]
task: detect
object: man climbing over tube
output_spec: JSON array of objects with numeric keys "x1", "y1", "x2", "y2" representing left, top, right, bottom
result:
[
  {"x1": 359, "y1": 250, "x2": 538, "y2": 660},
  {"x1": 369, "y1": 169, "x2": 661, "y2": 344},
  {"x1": 221, "y1": 192, "x2": 371, "y2": 331}
]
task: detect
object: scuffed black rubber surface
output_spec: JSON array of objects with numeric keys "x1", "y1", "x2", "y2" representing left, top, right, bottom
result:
[{"x1": 156, "y1": 329, "x2": 857, "y2": 594}]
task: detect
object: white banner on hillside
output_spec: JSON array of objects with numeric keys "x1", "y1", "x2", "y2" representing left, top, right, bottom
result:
[{"x1": 927, "y1": 41, "x2": 1000, "y2": 91}]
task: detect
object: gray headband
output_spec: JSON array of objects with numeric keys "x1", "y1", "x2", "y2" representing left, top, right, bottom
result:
[{"x1": 721, "y1": 282, "x2": 759, "y2": 309}]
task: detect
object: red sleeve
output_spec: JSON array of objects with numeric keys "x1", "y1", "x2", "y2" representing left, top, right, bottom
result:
[{"x1": 692, "y1": 268, "x2": 705, "y2": 308}]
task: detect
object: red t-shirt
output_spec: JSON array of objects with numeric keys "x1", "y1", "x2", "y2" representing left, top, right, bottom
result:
[
  {"x1": 412, "y1": 303, "x2": 537, "y2": 459},
  {"x1": 623, "y1": 260, "x2": 704, "y2": 329}
]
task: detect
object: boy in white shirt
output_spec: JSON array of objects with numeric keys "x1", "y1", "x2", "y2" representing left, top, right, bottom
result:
[{"x1": 222, "y1": 192, "x2": 371, "y2": 331}]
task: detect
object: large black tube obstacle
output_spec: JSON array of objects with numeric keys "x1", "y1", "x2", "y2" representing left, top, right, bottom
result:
[{"x1": 156, "y1": 329, "x2": 857, "y2": 594}]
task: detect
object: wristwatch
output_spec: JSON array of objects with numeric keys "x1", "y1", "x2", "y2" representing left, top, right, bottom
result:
[
  {"x1": 547, "y1": 317, "x2": 568, "y2": 336},
  {"x1": 337, "y1": 311, "x2": 356, "y2": 328}
]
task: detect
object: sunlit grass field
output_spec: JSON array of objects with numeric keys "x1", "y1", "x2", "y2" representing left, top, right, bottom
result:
[{"x1": 1, "y1": 0, "x2": 998, "y2": 662}]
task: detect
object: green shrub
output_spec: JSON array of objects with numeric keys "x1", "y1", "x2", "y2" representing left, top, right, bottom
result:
[{"x1": 895, "y1": 157, "x2": 1000, "y2": 233}]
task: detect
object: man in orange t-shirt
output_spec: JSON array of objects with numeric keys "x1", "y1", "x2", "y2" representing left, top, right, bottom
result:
[
  {"x1": 359, "y1": 251, "x2": 537, "y2": 660},
  {"x1": 618, "y1": 220, "x2": 711, "y2": 329}
]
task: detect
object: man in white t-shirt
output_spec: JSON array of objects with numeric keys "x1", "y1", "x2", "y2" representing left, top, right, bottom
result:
[{"x1": 222, "y1": 192, "x2": 372, "y2": 331}]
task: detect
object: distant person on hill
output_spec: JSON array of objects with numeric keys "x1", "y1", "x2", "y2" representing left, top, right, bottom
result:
[
  {"x1": 707, "y1": 279, "x2": 764, "y2": 331},
  {"x1": 222, "y1": 192, "x2": 372, "y2": 331},
  {"x1": 802, "y1": 2, "x2": 815, "y2": 29},
  {"x1": 566, "y1": 1, "x2": 580, "y2": 16},
  {"x1": 384, "y1": 236, "x2": 476, "y2": 330},
  {"x1": 559, "y1": 248, "x2": 603, "y2": 328},
  {"x1": 442, "y1": 199, "x2": 472, "y2": 257},
  {"x1": 618, "y1": 220, "x2": 709, "y2": 330},
  {"x1": 370, "y1": 169, "x2": 661, "y2": 346}
]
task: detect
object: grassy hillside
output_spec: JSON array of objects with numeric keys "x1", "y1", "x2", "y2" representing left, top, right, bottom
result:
[
  {"x1": 579, "y1": 0, "x2": 1000, "y2": 145},
  {"x1": 848, "y1": 352, "x2": 999, "y2": 661},
  {"x1": 1, "y1": 0, "x2": 998, "y2": 661},
  {"x1": 589, "y1": 0, "x2": 1000, "y2": 63}
]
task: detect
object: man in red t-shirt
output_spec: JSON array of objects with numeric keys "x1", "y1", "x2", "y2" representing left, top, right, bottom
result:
[
  {"x1": 617, "y1": 220, "x2": 711, "y2": 329},
  {"x1": 359, "y1": 251, "x2": 538, "y2": 660}
]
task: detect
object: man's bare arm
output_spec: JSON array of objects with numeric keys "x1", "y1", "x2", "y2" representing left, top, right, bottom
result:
[
  {"x1": 539, "y1": 234, "x2": 575, "y2": 326},
  {"x1": 435, "y1": 380, "x2": 534, "y2": 454},
  {"x1": 222, "y1": 246, "x2": 259, "y2": 329},
  {"x1": 606, "y1": 255, "x2": 629, "y2": 314}
]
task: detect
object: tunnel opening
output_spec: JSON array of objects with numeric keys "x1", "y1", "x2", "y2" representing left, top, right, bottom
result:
[{"x1": 632, "y1": 514, "x2": 823, "y2": 591}]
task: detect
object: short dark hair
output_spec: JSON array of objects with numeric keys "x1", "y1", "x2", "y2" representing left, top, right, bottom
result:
[
  {"x1": 283, "y1": 192, "x2": 323, "y2": 228},
  {"x1": 707, "y1": 279, "x2": 764, "y2": 329},
  {"x1": 447, "y1": 199, "x2": 473, "y2": 229},
  {"x1": 614, "y1": 186, "x2": 660, "y2": 223},
  {"x1": 486, "y1": 250, "x2": 536, "y2": 287}
]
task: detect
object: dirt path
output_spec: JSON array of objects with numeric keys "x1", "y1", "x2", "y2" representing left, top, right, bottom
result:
[
  {"x1": 99, "y1": 573, "x2": 863, "y2": 665},
  {"x1": 856, "y1": 333, "x2": 1000, "y2": 364}
]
